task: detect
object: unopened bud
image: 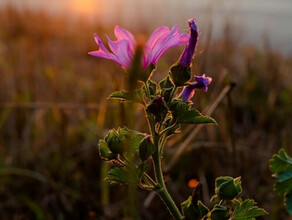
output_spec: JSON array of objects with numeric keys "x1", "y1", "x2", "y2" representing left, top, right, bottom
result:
[
  {"x1": 105, "y1": 129, "x2": 124, "y2": 154},
  {"x1": 139, "y1": 136, "x2": 156, "y2": 161},
  {"x1": 215, "y1": 176, "x2": 242, "y2": 200}
]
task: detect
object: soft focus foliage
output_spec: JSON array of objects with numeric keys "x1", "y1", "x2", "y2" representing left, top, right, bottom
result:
[{"x1": 270, "y1": 149, "x2": 292, "y2": 214}]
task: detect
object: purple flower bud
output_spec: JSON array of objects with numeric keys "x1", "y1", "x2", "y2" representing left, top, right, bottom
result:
[
  {"x1": 146, "y1": 96, "x2": 168, "y2": 121},
  {"x1": 145, "y1": 136, "x2": 152, "y2": 143},
  {"x1": 194, "y1": 75, "x2": 212, "y2": 92},
  {"x1": 179, "y1": 74, "x2": 212, "y2": 102},
  {"x1": 179, "y1": 19, "x2": 198, "y2": 68},
  {"x1": 179, "y1": 85, "x2": 196, "y2": 103}
]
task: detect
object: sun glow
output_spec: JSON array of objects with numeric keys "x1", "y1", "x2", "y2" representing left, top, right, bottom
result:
[{"x1": 70, "y1": 0, "x2": 99, "y2": 15}]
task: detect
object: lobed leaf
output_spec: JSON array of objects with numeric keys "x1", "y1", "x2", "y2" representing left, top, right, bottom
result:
[
  {"x1": 231, "y1": 199, "x2": 268, "y2": 220},
  {"x1": 108, "y1": 89, "x2": 144, "y2": 104},
  {"x1": 270, "y1": 149, "x2": 292, "y2": 173},
  {"x1": 117, "y1": 126, "x2": 145, "y2": 152},
  {"x1": 170, "y1": 99, "x2": 216, "y2": 125},
  {"x1": 106, "y1": 166, "x2": 140, "y2": 185},
  {"x1": 270, "y1": 148, "x2": 292, "y2": 214}
]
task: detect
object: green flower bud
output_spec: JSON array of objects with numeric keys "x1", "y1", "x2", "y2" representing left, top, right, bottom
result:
[
  {"x1": 139, "y1": 136, "x2": 156, "y2": 162},
  {"x1": 105, "y1": 129, "x2": 124, "y2": 154},
  {"x1": 169, "y1": 62, "x2": 191, "y2": 87},
  {"x1": 181, "y1": 196, "x2": 209, "y2": 220},
  {"x1": 98, "y1": 139, "x2": 116, "y2": 161},
  {"x1": 215, "y1": 176, "x2": 242, "y2": 200},
  {"x1": 209, "y1": 204, "x2": 230, "y2": 220}
]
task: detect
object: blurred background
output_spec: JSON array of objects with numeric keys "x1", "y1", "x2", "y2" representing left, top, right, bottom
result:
[{"x1": 0, "y1": 0, "x2": 291, "y2": 219}]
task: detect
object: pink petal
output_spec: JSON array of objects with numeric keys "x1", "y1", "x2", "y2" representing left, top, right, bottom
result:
[
  {"x1": 143, "y1": 26, "x2": 171, "y2": 68},
  {"x1": 142, "y1": 45, "x2": 152, "y2": 69},
  {"x1": 107, "y1": 37, "x2": 133, "y2": 68},
  {"x1": 151, "y1": 25, "x2": 184, "y2": 64},
  {"x1": 178, "y1": 33, "x2": 189, "y2": 45},
  {"x1": 88, "y1": 34, "x2": 117, "y2": 60},
  {"x1": 114, "y1": 25, "x2": 136, "y2": 53},
  {"x1": 145, "y1": 26, "x2": 170, "y2": 49}
]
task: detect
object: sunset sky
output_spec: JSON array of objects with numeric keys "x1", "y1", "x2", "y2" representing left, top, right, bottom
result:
[{"x1": 1, "y1": 0, "x2": 292, "y2": 54}]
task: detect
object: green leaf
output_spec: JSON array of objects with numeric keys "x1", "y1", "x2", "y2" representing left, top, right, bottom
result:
[
  {"x1": 170, "y1": 99, "x2": 191, "y2": 115},
  {"x1": 210, "y1": 195, "x2": 220, "y2": 204},
  {"x1": 147, "y1": 80, "x2": 157, "y2": 96},
  {"x1": 286, "y1": 192, "x2": 292, "y2": 215},
  {"x1": 270, "y1": 148, "x2": 292, "y2": 214},
  {"x1": 106, "y1": 167, "x2": 129, "y2": 184},
  {"x1": 270, "y1": 149, "x2": 292, "y2": 173},
  {"x1": 159, "y1": 76, "x2": 174, "y2": 102},
  {"x1": 108, "y1": 89, "x2": 144, "y2": 104},
  {"x1": 137, "y1": 162, "x2": 147, "y2": 180},
  {"x1": 179, "y1": 113, "x2": 217, "y2": 124},
  {"x1": 231, "y1": 199, "x2": 268, "y2": 220},
  {"x1": 275, "y1": 170, "x2": 292, "y2": 194},
  {"x1": 170, "y1": 99, "x2": 216, "y2": 125},
  {"x1": 117, "y1": 126, "x2": 145, "y2": 152},
  {"x1": 107, "y1": 167, "x2": 139, "y2": 184}
]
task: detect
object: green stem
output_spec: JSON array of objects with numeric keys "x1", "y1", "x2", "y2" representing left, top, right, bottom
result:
[
  {"x1": 144, "y1": 80, "x2": 182, "y2": 219},
  {"x1": 168, "y1": 85, "x2": 177, "y2": 106},
  {"x1": 153, "y1": 151, "x2": 183, "y2": 220}
]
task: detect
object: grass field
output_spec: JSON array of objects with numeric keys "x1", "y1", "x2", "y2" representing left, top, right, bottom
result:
[{"x1": 0, "y1": 6, "x2": 291, "y2": 219}]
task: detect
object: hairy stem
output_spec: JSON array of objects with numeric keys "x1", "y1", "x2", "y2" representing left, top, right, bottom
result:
[
  {"x1": 153, "y1": 151, "x2": 183, "y2": 220},
  {"x1": 144, "y1": 81, "x2": 182, "y2": 219}
]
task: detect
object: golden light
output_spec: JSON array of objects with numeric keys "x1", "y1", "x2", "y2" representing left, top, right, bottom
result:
[{"x1": 70, "y1": 0, "x2": 99, "y2": 15}]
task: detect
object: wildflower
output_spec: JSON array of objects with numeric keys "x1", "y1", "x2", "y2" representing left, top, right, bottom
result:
[
  {"x1": 179, "y1": 74, "x2": 212, "y2": 102},
  {"x1": 169, "y1": 19, "x2": 198, "y2": 86},
  {"x1": 89, "y1": 25, "x2": 188, "y2": 70}
]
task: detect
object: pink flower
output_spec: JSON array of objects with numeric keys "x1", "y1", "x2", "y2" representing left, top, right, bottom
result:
[{"x1": 88, "y1": 25, "x2": 189, "y2": 70}]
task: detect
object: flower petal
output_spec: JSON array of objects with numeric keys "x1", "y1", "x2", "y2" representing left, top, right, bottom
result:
[
  {"x1": 178, "y1": 33, "x2": 189, "y2": 45},
  {"x1": 151, "y1": 25, "x2": 183, "y2": 64},
  {"x1": 114, "y1": 25, "x2": 136, "y2": 53},
  {"x1": 88, "y1": 33, "x2": 117, "y2": 60},
  {"x1": 143, "y1": 25, "x2": 188, "y2": 67},
  {"x1": 143, "y1": 26, "x2": 170, "y2": 68},
  {"x1": 107, "y1": 37, "x2": 133, "y2": 68},
  {"x1": 194, "y1": 74, "x2": 212, "y2": 92},
  {"x1": 179, "y1": 85, "x2": 196, "y2": 102},
  {"x1": 142, "y1": 45, "x2": 152, "y2": 69},
  {"x1": 179, "y1": 19, "x2": 199, "y2": 67},
  {"x1": 145, "y1": 26, "x2": 170, "y2": 49}
]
